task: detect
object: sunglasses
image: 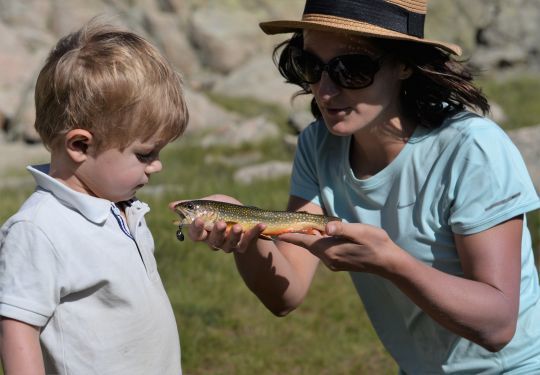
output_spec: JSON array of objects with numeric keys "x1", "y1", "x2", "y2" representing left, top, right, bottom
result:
[{"x1": 290, "y1": 47, "x2": 383, "y2": 89}]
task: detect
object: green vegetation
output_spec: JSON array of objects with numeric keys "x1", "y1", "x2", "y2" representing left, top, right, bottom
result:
[
  {"x1": 1, "y1": 75, "x2": 540, "y2": 374},
  {"x1": 144, "y1": 139, "x2": 397, "y2": 373},
  {"x1": 479, "y1": 74, "x2": 540, "y2": 266},
  {"x1": 479, "y1": 74, "x2": 540, "y2": 129}
]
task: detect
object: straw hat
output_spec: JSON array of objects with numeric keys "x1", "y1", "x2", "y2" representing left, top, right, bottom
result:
[{"x1": 259, "y1": 0, "x2": 462, "y2": 56}]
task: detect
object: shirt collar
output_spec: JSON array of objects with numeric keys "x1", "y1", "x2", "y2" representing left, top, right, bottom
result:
[{"x1": 28, "y1": 164, "x2": 113, "y2": 224}]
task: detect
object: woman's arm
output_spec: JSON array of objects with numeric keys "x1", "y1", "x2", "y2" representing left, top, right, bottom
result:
[
  {"x1": 185, "y1": 194, "x2": 322, "y2": 316},
  {"x1": 387, "y1": 216, "x2": 522, "y2": 351},
  {"x1": 0, "y1": 317, "x2": 45, "y2": 374},
  {"x1": 280, "y1": 216, "x2": 523, "y2": 352}
]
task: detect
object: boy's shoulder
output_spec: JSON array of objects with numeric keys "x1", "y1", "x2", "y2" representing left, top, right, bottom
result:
[{"x1": 2, "y1": 188, "x2": 63, "y2": 231}]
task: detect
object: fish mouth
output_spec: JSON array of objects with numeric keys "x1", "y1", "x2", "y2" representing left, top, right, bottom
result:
[
  {"x1": 171, "y1": 203, "x2": 185, "y2": 225},
  {"x1": 173, "y1": 203, "x2": 194, "y2": 225}
]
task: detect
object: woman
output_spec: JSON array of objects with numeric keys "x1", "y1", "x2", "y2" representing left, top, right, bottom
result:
[{"x1": 176, "y1": 1, "x2": 540, "y2": 373}]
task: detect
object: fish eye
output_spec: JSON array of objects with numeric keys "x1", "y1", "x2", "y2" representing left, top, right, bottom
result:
[{"x1": 186, "y1": 203, "x2": 194, "y2": 210}]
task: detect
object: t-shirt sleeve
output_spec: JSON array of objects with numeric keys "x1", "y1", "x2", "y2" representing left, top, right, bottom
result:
[
  {"x1": 448, "y1": 122, "x2": 540, "y2": 235},
  {"x1": 289, "y1": 123, "x2": 322, "y2": 206},
  {"x1": 0, "y1": 221, "x2": 62, "y2": 326}
]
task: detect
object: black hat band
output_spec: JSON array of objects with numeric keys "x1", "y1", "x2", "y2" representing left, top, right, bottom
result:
[{"x1": 304, "y1": 0, "x2": 425, "y2": 38}]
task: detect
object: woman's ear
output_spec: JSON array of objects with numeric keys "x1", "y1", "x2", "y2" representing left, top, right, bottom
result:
[
  {"x1": 397, "y1": 63, "x2": 413, "y2": 80},
  {"x1": 65, "y1": 129, "x2": 93, "y2": 163}
]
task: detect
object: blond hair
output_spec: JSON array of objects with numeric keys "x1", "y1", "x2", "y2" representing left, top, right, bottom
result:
[{"x1": 35, "y1": 20, "x2": 189, "y2": 151}]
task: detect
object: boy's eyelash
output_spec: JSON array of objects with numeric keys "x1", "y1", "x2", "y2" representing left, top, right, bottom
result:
[{"x1": 136, "y1": 152, "x2": 156, "y2": 162}]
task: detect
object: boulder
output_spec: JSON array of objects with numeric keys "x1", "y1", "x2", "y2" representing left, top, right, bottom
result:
[
  {"x1": 183, "y1": 87, "x2": 241, "y2": 134},
  {"x1": 234, "y1": 160, "x2": 292, "y2": 185},
  {"x1": 212, "y1": 55, "x2": 300, "y2": 109},
  {"x1": 200, "y1": 115, "x2": 280, "y2": 148},
  {"x1": 188, "y1": 6, "x2": 272, "y2": 73},
  {"x1": 508, "y1": 124, "x2": 540, "y2": 191}
]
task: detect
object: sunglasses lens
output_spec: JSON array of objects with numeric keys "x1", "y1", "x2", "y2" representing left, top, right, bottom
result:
[
  {"x1": 291, "y1": 49, "x2": 322, "y2": 84},
  {"x1": 290, "y1": 48, "x2": 381, "y2": 89},
  {"x1": 329, "y1": 55, "x2": 379, "y2": 89}
]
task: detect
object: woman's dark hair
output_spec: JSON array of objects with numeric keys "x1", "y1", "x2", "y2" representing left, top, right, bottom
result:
[{"x1": 274, "y1": 32, "x2": 490, "y2": 129}]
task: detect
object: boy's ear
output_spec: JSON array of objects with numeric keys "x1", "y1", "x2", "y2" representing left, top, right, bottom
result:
[{"x1": 65, "y1": 129, "x2": 93, "y2": 163}]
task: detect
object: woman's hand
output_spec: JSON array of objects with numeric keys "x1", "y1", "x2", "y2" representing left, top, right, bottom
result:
[
  {"x1": 169, "y1": 194, "x2": 266, "y2": 253},
  {"x1": 278, "y1": 221, "x2": 400, "y2": 274},
  {"x1": 188, "y1": 217, "x2": 266, "y2": 254}
]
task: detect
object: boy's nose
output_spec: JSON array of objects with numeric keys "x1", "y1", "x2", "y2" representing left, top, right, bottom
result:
[{"x1": 146, "y1": 159, "x2": 162, "y2": 174}]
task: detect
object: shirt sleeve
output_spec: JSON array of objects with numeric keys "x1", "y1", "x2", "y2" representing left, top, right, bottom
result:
[
  {"x1": 289, "y1": 122, "x2": 322, "y2": 206},
  {"x1": 0, "y1": 221, "x2": 62, "y2": 326},
  {"x1": 448, "y1": 122, "x2": 540, "y2": 235}
]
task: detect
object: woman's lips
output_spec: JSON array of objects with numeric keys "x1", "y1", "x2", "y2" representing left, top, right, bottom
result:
[{"x1": 325, "y1": 106, "x2": 351, "y2": 116}]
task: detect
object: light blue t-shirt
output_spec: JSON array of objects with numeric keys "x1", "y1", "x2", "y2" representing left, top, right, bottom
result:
[{"x1": 290, "y1": 112, "x2": 540, "y2": 374}]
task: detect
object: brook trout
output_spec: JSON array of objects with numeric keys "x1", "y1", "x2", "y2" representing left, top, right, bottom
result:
[{"x1": 173, "y1": 200, "x2": 341, "y2": 241}]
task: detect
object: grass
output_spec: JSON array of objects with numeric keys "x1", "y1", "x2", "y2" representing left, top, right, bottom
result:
[
  {"x1": 479, "y1": 74, "x2": 540, "y2": 130},
  {"x1": 143, "y1": 138, "x2": 398, "y2": 373},
  {"x1": 1, "y1": 74, "x2": 540, "y2": 374}
]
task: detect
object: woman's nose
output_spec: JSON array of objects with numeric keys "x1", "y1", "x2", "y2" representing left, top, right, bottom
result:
[{"x1": 313, "y1": 71, "x2": 341, "y2": 100}]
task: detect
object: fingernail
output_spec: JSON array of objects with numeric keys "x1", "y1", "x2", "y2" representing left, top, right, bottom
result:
[{"x1": 326, "y1": 223, "x2": 335, "y2": 236}]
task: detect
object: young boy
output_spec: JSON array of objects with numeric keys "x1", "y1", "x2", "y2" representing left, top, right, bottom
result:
[{"x1": 0, "y1": 21, "x2": 188, "y2": 374}]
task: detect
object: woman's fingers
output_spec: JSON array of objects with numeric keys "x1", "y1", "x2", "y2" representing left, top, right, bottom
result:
[
  {"x1": 187, "y1": 216, "x2": 267, "y2": 254},
  {"x1": 187, "y1": 218, "x2": 209, "y2": 241},
  {"x1": 207, "y1": 221, "x2": 228, "y2": 250}
]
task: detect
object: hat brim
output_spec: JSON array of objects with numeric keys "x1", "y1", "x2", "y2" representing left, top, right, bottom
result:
[{"x1": 260, "y1": 14, "x2": 462, "y2": 56}]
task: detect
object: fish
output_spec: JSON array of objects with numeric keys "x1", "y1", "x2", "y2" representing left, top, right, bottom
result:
[{"x1": 172, "y1": 200, "x2": 341, "y2": 241}]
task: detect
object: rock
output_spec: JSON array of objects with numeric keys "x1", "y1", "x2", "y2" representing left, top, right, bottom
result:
[
  {"x1": 183, "y1": 87, "x2": 241, "y2": 134},
  {"x1": 0, "y1": 21, "x2": 35, "y2": 118},
  {"x1": 283, "y1": 133, "x2": 299, "y2": 153},
  {"x1": 200, "y1": 115, "x2": 280, "y2": 148},
  {"x1": 204, "y1": 151, "x2": 263, "y2": 167},
  {"x1": 188, "y1": 6, "x2": 270, "y2": 74},
  {"x1": 0, "y1": 0, "x2": 53, "y2": 30},
  {"x1": 487, "y1": 102, "x2": 507, "y2": 124},
  {"x1": 212, "y1": 55, "x2": 300, "y2": 109},
  {"x1": 507, "y1": 124, "x2": 540, "y2": 191},
  {"x1": 234, "y1": 161, "x2": 292, "y2": 185},
  {"x1": 0, "y1": 0, "x2": 539, "y2": 192},
  {"x1": 288, "y1": 109, "x2": 315, "y2": 134},
  {"x1": 427, "y1": 0, "x2": 498, "y2": 55},
  {"x1": 48, "y1": 0, "x2": 116, "y2": 37},
  {"x1": 142, "y1": 10, "x2": 201, "y2": 78}
]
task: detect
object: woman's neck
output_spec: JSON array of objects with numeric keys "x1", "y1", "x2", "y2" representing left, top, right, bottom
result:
[{"x1": 349, "y1": 116, "x2": 415, "y2": 179}]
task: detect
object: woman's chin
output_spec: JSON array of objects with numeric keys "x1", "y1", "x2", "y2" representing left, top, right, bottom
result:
[{"x1": 325, "y1": 121, "x2": 356, "y2": 136}]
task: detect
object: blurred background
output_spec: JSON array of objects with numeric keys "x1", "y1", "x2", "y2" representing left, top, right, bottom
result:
[{"x1": 1, "y1": 0, "x2": 539, "y2": 374}]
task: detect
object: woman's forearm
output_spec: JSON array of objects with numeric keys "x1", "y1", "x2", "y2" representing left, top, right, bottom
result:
[{"x1": 384, "y1": 248, "x2": 518, "y2": 352}]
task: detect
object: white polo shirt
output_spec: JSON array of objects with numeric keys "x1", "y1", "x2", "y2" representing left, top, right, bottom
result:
[{"x1": 0, "y1": 164, "x2": 181, "y2": 375}]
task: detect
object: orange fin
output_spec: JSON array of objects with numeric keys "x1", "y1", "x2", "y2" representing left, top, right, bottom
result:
[{"x1": 258, "y1": 234, "x2": 273, "y2": 241}]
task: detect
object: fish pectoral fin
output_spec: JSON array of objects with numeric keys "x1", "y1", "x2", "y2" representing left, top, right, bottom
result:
[{"x1": 258, "y1": 234, "x2": 273, "y2": 241}]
